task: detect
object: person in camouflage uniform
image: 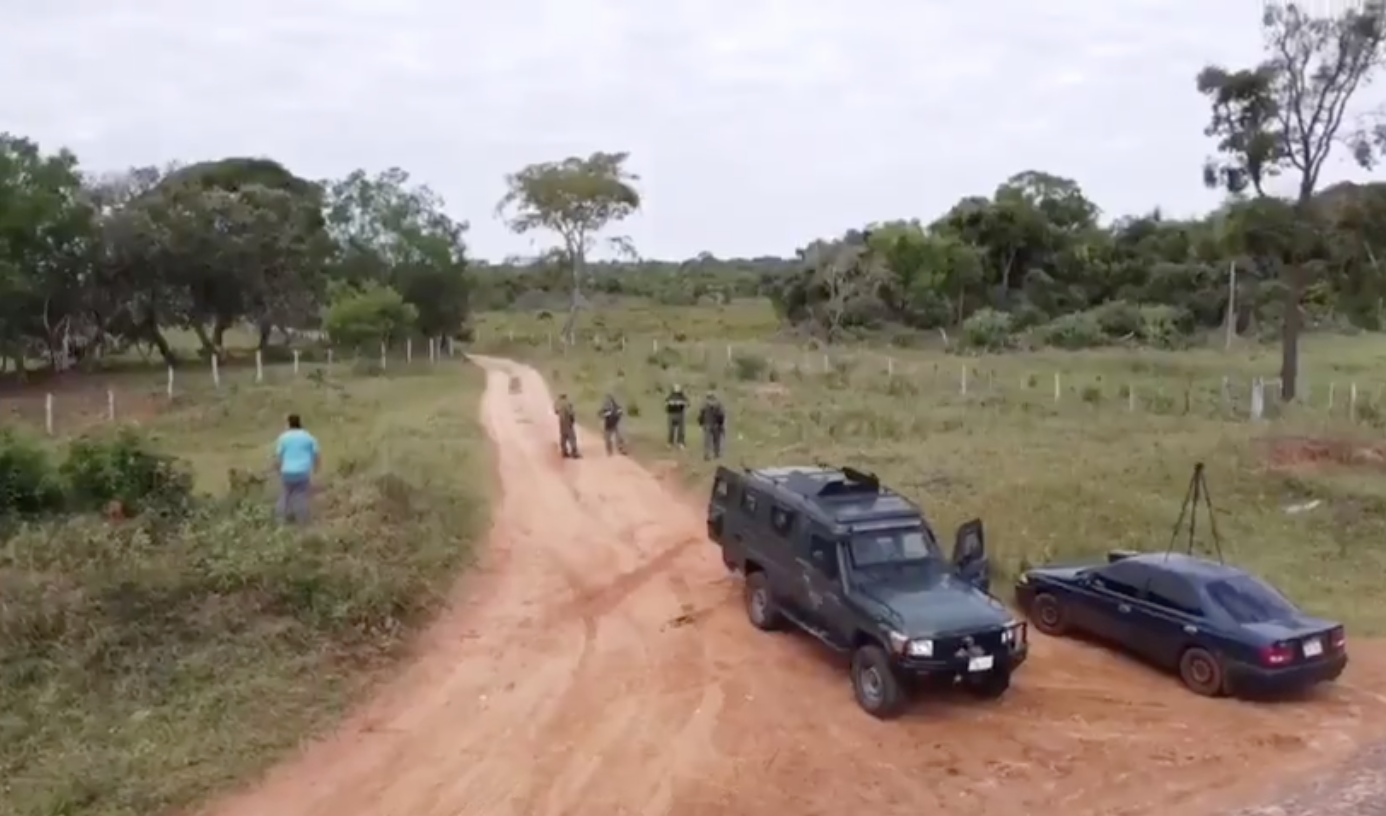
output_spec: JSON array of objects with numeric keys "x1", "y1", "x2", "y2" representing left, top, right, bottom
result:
[
  {"x1": 697, "y1": 391, "x2": 727, "y2": 460},
  {"x1": 598, "y1": 393, "x2": 627, "y2": 455},
  {"x1": 554, "y1": 393, "x2": 580, "y2": 458},
  {"x1": 665, "y1": 384, "x2": 689, "y2": 448}
]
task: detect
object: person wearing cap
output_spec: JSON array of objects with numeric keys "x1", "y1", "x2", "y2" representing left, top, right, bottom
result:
[{"x1": 664, "y1": 384, "x2": 689, "y2": 449}]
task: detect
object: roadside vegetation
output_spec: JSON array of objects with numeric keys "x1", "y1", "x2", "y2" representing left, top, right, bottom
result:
[{"x1": 1, "y1": 357, "x2": 491, "y2": 816}]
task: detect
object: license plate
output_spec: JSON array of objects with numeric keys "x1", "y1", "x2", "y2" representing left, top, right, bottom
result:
[
  {"x1": 1304, "y1": 638, "x2": 1323, "y2": 657},
  {"x1": 967, "y1": 655, "x2": 994, "y2": 672}
]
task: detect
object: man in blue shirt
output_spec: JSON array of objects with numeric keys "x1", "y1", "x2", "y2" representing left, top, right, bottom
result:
[{"x1": 274, "y1": 413, "x2": 320, "y2": 523}]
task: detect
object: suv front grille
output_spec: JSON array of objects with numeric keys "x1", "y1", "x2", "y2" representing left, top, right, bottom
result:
[{"x1": 937, "y1": 628, "x2": 1005, "y2": 657}]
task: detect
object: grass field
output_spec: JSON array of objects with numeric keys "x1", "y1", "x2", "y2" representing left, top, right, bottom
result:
[
  {"x1": 1, "y1": 360, "x2": 492, "y2": 816},
  {"x1": 476, "y1": 300, "x2": 1386, "y2": 635}
]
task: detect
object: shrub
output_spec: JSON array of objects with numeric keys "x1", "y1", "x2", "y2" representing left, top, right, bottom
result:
[
  {"x1": 1137, "y1": 304, "x2": 1194, "y2": 349},
  {"x1": 961, "y1": 308, "x2": 1014, "y2": 351},
  {"x1": 1090, "y1": 300, "x2": 1142, "y2": 338},
  {"x1": 731, "y1": 352, "x2": 769, "y2": 381},
  {"x1": 60, "y1": 428, "x2": 193, "y2": 516},
  {"x1": 1038, "y1": 312, "x2": 1104, "y2": 349},
  {"x1": 0, "y1": 430, "x2": 64, "y2": 519}
]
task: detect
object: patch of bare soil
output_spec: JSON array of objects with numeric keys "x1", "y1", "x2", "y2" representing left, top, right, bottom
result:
[
  {"x1": 198, "y1": 361, "x2": 1386, "y2": 816},
  {"x1": 1263, "y1": 436, "x2": 1386, "y2": 471}
]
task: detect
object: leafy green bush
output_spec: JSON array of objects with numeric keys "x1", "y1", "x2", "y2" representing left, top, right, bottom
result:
[
  {"x1": 1137, "y1": 304, "x2": 1194, "y2": 348},
  {"x1": 1038, "y1": 312, "x2": 1104, "y2": 349},
  {"x1": 1090, "y1": 300, "x2": 1142, "y2": 338},
  {"x1": 961, "y1": 308, "x2": 1014, "y2": 351},
  {"x1": 731, "y1": 352, "x2": 769, "y2": 381},
  {"x1": 60, "y1": 428, "x2": 193, "y2": 515},
  {"x1": 0, "y1": 430, "x2": 64, "y2": 519}
]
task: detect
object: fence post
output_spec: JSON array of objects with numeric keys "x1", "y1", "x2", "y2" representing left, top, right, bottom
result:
[
  {"x1": 211, "y1": 354, "x2": 220, "y2": 388},
  {"x1": 1328, "y1": 382, "x2": 1336, "y2": 412},
  {"x1": 1250, "y1": 378, "x2": 1265, "y2": 420},
  {"x1": 1350, "y1": 382, "x2": 1358, "y2": 422},
  {"x1": 166, "y1": 366, "x2": 175, "y2": 400},
  {"x1": 886, "y1": 357, "x2": 894, "y2": 378},
  {"x1": 652, "y1": 338, "x2": 659, "y2": 353},
  {"x1": 45, "y1": 393, "x2": 53, "y2": 435},
  {"x1": 380, "y1": 341, "x2": 387, "y2": 370},
  {"x1": 292, "y1": 349, "x2": 300, "y2": 376},
  {"x1": 1053, "y1": 373, "x2": 1061, "y2": 403},
  {"x1": 107, "y1": 389, "x2": 115, "y2": 422},
  {"x1": 327, "y1": 349, "x2": 334, "y2": 370},
  {"x1": 726, "y1": 344, "x2": 732, "y2": 362},
  {"x1": 406, "y1": 338, "x2": 413, "y2": 364},
  {"x1": 255, "y1": 350, "x2": 264, "y2": 383},
  {"x1": 1128, "y1": 384, "x2": 1136, "y2": 412},
  {"x1": 960, "y1": 364, "x2": 968, "y2": 395}
]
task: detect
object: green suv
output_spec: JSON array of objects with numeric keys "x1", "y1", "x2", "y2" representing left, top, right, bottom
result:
[{"x1": 707, "y1": 464, "x2": 1028, "y2": 718}]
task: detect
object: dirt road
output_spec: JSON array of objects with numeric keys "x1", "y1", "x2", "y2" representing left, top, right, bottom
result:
[{"x1": 202, "y1": 358, "x2": 1386, "y2": 816}]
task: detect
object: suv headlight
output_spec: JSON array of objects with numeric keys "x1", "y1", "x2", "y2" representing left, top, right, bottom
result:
[
  {"x1": 1000, "y1": 621, "x2": 1026, "y2": 646},
  {"x1": 906, "y1": 638, "x2": 934, "y2": 657}
]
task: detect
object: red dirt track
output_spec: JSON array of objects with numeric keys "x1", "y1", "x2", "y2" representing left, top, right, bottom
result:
[{"x1": 199, "y1": 358, "x2": 1386, "y2": 816}]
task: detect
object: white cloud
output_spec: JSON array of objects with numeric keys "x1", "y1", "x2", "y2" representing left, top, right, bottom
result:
[{"x1": 2, "y1": 0, "x2": 1382, "y2": 259}]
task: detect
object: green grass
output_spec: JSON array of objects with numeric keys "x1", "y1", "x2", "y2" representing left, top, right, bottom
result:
[
  {"x1": 1, "y1": 361, "x2": 492, "y2": 816},
  {"x1": 477, "y1": 300, "x2": 1386, "y2": 635}
]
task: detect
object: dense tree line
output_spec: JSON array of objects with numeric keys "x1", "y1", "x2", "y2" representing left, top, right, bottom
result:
[{"x1": 0, "y1": 140, "x2": 471, "y2": 374}]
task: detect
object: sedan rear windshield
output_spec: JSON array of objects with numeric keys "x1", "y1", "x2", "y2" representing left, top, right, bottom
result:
[{"x1": 1206, "y1": 575, "x2": 1300, "y2": 624}]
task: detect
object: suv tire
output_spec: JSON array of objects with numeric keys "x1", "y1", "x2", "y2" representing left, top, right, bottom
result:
[
  {"x1": 851, "y1": 644, "x2": 906, "y2": 719},
  {"x1": 1031, "y1": 593, "x2": 1069, "y2": 637},
  {"x1": 744, "y1": 572, "x2": 784, "y2": 631}
]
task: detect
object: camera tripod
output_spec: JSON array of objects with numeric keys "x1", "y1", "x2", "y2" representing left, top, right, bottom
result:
[{"x1": 1165, "y1": 462, "x2": 1226, "y2": 563}]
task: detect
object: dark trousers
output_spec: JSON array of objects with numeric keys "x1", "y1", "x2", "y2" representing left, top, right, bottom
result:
[
  {"x1": 703, "y1": 426, "x2": 724, "y2": 460},
  {"x1": 667, "y1": 415, "x2": 686, "y2": 446},
  {"x1": 277, "y1": 474, "x2": 312, "y2": 523},
  {"x1": 559, "y1": 423, "x2": 579, "y2": 457}
]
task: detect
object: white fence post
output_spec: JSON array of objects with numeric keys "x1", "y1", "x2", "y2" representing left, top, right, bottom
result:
[
  {"x1": 886, "y1": 357, "x2": 894, "y2": 378},
  {"x1": 107, "y1": 389, "x2": 115, "y2": 422},
  {"x1": 166, "y1": 366, "x2": 175, "y2": 400},
  {"x1": 45, "y1": 393, "x2": 53, "y2": 435},
  {"x1": 1328, "y1": 382, "x2": 1336, "y2": 412},
  {"x1": 1053, "y1": 373, "x2": 1061, "y2": 403},
  {"x1": 1350, "y1": 382, "x2": 1358, "y2": 422},
  {"x1": 255, "y1": 350, "x2": 264, "y2": 383},
  {"x1": 652, "y1": 338, "x2": 659, "y2": 353},
  {"x1": 211, "y1": 354, "x2": 220, "y2": 388},
  {"x1": 292, "y1": 349, "x2": 300, "y2": 376},
  {"x1": 380, "y1": 341, "x2": 387, "y2": 370},
  {"x1": 960, "y1": 365, "x2": 968, "y2": 395},
  {"x1": 1251, "y1": 378, "x2": 1265, "y2": 420},
  {"x1": 327, "y1": 349, "x2": 334, "y2": 370},
  {"x1": 1128, "y1": 384, "x2": 1136, "y2": 412},
  {"x1": 406, "y1": 338, "x2": 413, "y2": 364},
  {"x1": 726, "y1": 344, "x2": 733, "y2": 362}
]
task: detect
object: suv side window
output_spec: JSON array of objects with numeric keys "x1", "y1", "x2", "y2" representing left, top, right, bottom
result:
[
  {"x1": 769, "y1": 505, "x2": 796, "y2": 537},
  {"x1": 713, "y1": 477, "x2": 729, "y2": 499},
  {"x1": 739, "y1": 490, "x2": 759, "y2": 517}
]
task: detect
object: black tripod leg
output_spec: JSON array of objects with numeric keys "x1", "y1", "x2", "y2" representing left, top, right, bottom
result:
[{"x1": 1167, "y1": 466, "x2": 1198, "y2": 555}]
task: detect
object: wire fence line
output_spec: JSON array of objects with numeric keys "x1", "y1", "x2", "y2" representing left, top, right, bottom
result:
[
  {"x1": 1, "y1": 338, "x2": 464, "y2": 437},
  {"x1": 472, "y1": 330, "x2": 1386, "y2": 427}
]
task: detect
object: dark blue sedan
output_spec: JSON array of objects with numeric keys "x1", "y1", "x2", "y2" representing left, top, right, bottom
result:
[{"x1": 1014, "y1": 551, "x2": 1347, "y2": 697}]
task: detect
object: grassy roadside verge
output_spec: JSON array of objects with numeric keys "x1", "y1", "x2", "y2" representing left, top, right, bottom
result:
[{"x1": 1, "y1": 362, "x2": 493, "y2": 816}]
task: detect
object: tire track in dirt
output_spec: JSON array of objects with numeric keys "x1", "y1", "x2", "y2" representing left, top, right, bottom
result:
[{"x1": 197, "y1": 357, "x2": 1386, "y2": 816}]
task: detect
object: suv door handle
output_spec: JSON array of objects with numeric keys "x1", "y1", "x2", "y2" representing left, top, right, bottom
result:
[{"x1": 1118, "y1": 604, "x2": 1131, "y2": 613}]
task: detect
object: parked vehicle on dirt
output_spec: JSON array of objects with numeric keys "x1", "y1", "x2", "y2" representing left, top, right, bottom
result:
[
  {"x1": 706, "y1": 464, "x2": 1028, "y2": 719},
  {"x1": 1015, "y1": 550, "x2": 1348, "y2": 697}
]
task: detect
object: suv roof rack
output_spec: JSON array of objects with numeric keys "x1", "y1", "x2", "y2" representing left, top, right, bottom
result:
[{"x1": 809, "y1": 465, "x2": 880, "y2": 498}]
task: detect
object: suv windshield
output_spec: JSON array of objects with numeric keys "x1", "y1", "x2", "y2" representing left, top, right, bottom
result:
[
  {"x1": 848, "y1": 526, "x2": 943, "y2": 568},
  {"x1": 1207, "y1": 574, "x2": 1300, "y2": 624}
]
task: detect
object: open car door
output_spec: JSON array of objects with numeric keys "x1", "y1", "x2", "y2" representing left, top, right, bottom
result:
[
  {"x1": 952, "y1": 518, "x2": 989, "y2": 593},
  {"x1": 708, "y1": 466, "x2": 740, "y2": 544}
]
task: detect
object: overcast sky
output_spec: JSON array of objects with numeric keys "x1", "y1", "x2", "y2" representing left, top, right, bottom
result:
[{"x1": 3, "y1": 0, "x2": 1382, "y2": 261}]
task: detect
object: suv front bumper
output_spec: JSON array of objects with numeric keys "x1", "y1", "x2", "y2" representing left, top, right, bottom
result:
[{"x1": 895, "y1": 643, "x2": 1027, "y2": 677}]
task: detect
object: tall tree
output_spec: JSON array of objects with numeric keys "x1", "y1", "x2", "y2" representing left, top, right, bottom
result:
[
  {"x1": 495, "y1": 152, "x2": 641, "y2": 342},
  {"x1": 1197, "y1": 0, "x2": 1386, "y2": 399}
]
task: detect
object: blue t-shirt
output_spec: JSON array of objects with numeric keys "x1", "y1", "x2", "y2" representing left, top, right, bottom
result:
[{"x1": 275, "y1": 429, "x2": 319, "y2": 478}]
